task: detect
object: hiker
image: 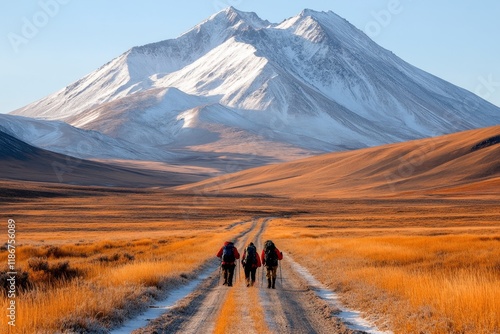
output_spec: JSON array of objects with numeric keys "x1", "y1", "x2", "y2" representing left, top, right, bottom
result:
[
  {"x1": 241, "y1": 242, "x2": 261, "y2": 287},
  {"x1": 261, "y1": 240, "x2": 283, "y2": 289},
  {"x1": 216, "y1": 241, "x2": 240, "y2": 287}
]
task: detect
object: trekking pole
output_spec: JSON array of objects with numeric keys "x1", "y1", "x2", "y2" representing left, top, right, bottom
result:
[
  {"x1": 279, "y1": 260, "x2": 283, "y2": 286},
  {"x1": 219, "y1": 260, "x2": 222, "y2": 286}
]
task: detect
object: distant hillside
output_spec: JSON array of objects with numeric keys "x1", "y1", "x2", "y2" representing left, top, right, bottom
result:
[
  {"x1": 0, "y1": 130, "x2": 206, "y2": 187},
  {"x1": 178, "y1": 126, "x2": 500, "y2": 198}
]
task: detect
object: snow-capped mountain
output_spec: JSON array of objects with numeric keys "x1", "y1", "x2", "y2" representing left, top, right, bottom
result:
[{"x1": 9, "y1": 7, "x2": 500, "y2": 169}]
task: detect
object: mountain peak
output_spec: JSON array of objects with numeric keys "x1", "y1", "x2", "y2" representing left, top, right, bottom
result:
[
  {"x1": 207, "y1": 6, "x2": 272, "y2": 31},
  {"x1": 224, "y1": 6, "x2": 242, "y2": 15},
  {"x1": 299, "y1": 8, "x2": 343, "y2": 20},
  {"x1": 297, "y1": 8, "x2": 342, "y2": 26},
  {"x1": 300, "y1": 8, "x2": 322, "y2": 17},
  {"x1": 285, "y1": 8, "x2": 379, "y2": 52}
]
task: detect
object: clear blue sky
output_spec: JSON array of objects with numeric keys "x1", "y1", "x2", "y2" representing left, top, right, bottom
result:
[{"x1": 1, "y1": 0, "x2": 499, "y2": 114}]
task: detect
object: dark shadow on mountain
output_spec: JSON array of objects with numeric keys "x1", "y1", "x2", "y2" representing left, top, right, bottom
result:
[
  {"x1": 0, "y1": 131, "x2": 207, "y2": 187},
  {"x1": 471, "y1": 135, "x2": 500, "y2": 152}
]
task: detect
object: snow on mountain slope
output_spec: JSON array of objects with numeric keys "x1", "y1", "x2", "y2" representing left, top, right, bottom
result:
[
  {"x1": 9, "y1": 7, "x2": 500, "y2": 167},
  {"x1": 11, "y1": 7, "x2": 271, "y2": 122},
  {"x1": 0, "y1": 114, "x2": 174, "y2": 161},
  {"x1": 67, "y1": 88, "x2": 214, "y2": 144},
  {"x1": 251, "y1": 10, "x2": 499, "y2": 132}
]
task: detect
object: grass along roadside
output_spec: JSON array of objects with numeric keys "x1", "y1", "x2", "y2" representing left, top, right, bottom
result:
[
  {"x1": 0, "y1": 221, "x2": 251, "y2": 334},
  {"x1": 212, "y1": 282, "x2": 270, "y2": 334},
  {"x1": 264, "y1": 218, "x2": 500, "y2": 334},
  {"x1": 213, "y1": 287, "x2": 239, "y2": 334}
]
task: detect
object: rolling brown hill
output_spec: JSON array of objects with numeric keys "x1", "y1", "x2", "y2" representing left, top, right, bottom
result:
[{"x1": 178, "y1": 126, "x2": 500, "y2": 198}]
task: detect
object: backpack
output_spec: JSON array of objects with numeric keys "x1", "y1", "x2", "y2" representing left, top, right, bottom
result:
[
  {"x1": 222, "y1": 244, "x2": 235, "y2": 263},
  {"x1": 264, "y1": 240, "x2": 278, "y2": 267},
  {"x1": 245, "y1": 245, "x2": 257, "y2": 266}
]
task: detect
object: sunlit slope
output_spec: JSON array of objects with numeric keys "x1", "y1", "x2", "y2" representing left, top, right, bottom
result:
[{"x1": 178, "y1": 126, "x2": 500, "y2": 198}]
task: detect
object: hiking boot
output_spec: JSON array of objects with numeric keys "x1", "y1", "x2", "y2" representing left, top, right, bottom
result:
[
  {"x1": 228, "y1": 283, "x2": 233, "y2": 287},
  {"x1": 267, "y1": 278, "x2": 272, "y2": 289},
  {"x1": 223, "y1": 281, "x2": 227, "y2": 285},
  {"x1": 251, "y1": 280, "x2": 255, "y2": 287},
  {"x1": 272, "y1": 278, "x2": 276, "y2": 289}
]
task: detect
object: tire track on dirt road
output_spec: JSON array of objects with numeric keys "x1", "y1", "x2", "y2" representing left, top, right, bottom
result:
[
  {"x1": 210, "y1": 217, "x2": 271, "y2": 334},
  {"x1": 133, "y1": 218, "x2": 261, "y2": 334},
  {"x1": 171, "y1": 218, "x2": 265, "y2": 334}
]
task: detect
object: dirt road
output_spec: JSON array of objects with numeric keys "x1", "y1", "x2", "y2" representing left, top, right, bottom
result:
[{"x1": 131, "y1": 218, "x2": 373, "y2": 334}]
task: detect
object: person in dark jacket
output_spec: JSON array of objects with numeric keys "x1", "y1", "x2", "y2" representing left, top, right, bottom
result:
[
  {"x1": 261, "y1": 240, "x2": 283, "y2": 289},
  {"x1": 241, "y1": 242, "x2": 261, "y2": 287},
  {"x1": 216, "y1": 241, "x2": 240, "y2": 287}
]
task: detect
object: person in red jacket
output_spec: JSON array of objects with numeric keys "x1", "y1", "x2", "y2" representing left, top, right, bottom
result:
[
  {"x1": 216, "y1": 241, "x2": 240, "y2": 287},
  {"x1": 261, "y1": 240, "x2": 283, "y2": 289},
  {"x1": 241, "y1": 242, "x2": 261, "y2": 287}
]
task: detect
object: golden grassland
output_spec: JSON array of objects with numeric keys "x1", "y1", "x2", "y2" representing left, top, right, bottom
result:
[
  {"x1": 1, "y1": 184, "x2": 277, "y2": 334},
  {"x1": 265, "y1": 213, "x2": 500, "y2": 334},
  {"x1": 1, "y1": 181, "x2": 499, "y2": 333},
  {"x1": 0, "y1": 224, "x2": 250, "y2": 334}
]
